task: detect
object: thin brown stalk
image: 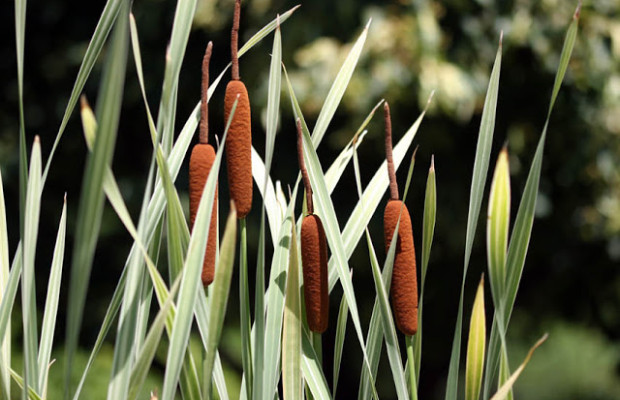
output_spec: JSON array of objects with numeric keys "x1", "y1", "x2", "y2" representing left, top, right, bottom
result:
[
  {"x1": 296, "y1": 118, "x2": 313, "y2": 214},
  {"x1": 384, "y1": 102, "x2": 399, "y2": 200},
  {"x1": 231, "y1": 0, "x2": 241, "y2": 80},
  {"x1": 200, "y1": 41, "x2": 213, "y2": 144}
]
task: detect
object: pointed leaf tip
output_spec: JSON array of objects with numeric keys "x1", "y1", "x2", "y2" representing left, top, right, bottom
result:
[
  {"x1": 365, "y1": 18, "x2": 372, "y2": 30},
  {"x1": 499, "y1": 31, "x2": 504, "y2": 47},
  {"x1": 574, "y1": 2, "x2": 582, "y2": 19},
  {"x1": 425, "y1": 90, "x2": 436, "y2": 110},
  {"x1": 430, "y1": 154, "x2": 435, "y2": 171}
]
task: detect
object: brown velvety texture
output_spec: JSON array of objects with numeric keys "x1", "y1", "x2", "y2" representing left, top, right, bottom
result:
[
  {"x1": 384, "y1": 199, "x2": 418, "y2": 335},
  {"x1": 189, "y1": 143, "x2": 218, "y2": 286},
  {"x1": 224, "y1": 80, "x2": 252, "y2": 218},
  {"x1": 301, "y1": 214, "x2": 329, "y2": 333}
]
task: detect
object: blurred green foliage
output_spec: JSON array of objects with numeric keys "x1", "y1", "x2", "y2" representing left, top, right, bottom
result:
[{"x1": 0, "y1": 0, "x2": 618, "y2": 398}]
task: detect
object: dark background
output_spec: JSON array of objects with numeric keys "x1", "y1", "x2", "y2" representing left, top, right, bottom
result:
[{"x1": 0, "y1": 0, "x2": 618, "y2": 398}]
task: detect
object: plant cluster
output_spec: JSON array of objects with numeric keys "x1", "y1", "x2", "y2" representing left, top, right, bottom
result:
[{"x1": 1, "y1": 0, "x2": 580, "y2": 399}]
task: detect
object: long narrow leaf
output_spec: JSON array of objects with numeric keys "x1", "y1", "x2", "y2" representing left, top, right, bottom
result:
[
  {"x1": 204, "y1": 207, "x2": 238, "y2": 399},
  {"x1": 22, "y1": 137, "x2": 42, "y2": 394},
  {"x1": 445, "y1": 38, "x2": 502, "y2": 400},
  {"x1": 255, "y1": 20, "x2": 282, "y2": 400},
  {"x1": 282, "y1": 220, "x2": 302, "y2": 400},
  {"x1": 465, "y1": 276, "x2": 486, "y2": 400},
  {"x1": 42, "y1": 0, "x2": 129, "y2": 184},
  {"x1": 489, "y1": 334, "x2": 548, "y2": 400},
  {"x1": 65, "y1": 3, "x2": 129, "y2": 393},
  {"x1": 15, "y1": 0, "x2": 28, "y2": 243},
  {"x1": 0, "y1": 165, "x2": 11, "y2": 398},
  {"x1": 37, "y1": 196, "x2": 67, "y2": 393},
  {"x1": 483, "y1": 8, "x2": 580, "y2": 398},
  {"x1": 311, "y1": 20, "x2": 370, "y2": 146},
  {"x1": 414, "y1": 157, "x2": 436, "y2": 380}
]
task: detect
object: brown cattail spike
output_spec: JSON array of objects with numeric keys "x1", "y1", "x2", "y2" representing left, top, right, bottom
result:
[
  {"x1": 296, "y1": 118, "x2": 313, "y2": 214},
  {"x1": 384, "y1": 102, "x2": 399, "y2": 200},
  {"x1": 384, "y1": 200, "x2": 418, "y2": 335},
  {"x1": 200, "y1": 41, "x2": 213, "y2": 144},
  {"x1": 190, "y1": 41, "x2": 218, "y2": 286},
  {"x1": 301, "y1": 214, "x2": 329, "y2": 333},
  {"x1": 231, "y1": 0, "x2": 241, "y2": 80},
  {"x1": 224, "y1": 0, "x2": 252, "y2": 219},
  {"x1": 224, "y1": 82, "x2": 252, "y2": 218}
]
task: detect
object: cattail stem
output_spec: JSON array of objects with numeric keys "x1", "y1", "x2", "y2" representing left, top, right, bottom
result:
[
  {"x1": 231, "y1": 0, "x2": 241, "y2": 81},
  {"x1": 200, "y1": 42, "x2": 213, "y2": 144},
  {"x1": 296, "y1": 119, "x2": 313, "y2": 214},
  {"x1": 384, "y1": 102, "x2": 399, "y2": 200}
]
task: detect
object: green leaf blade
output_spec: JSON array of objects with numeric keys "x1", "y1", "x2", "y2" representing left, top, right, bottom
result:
[{"x1": 465, "y1": 277, "x2": 486, "y2": 400}]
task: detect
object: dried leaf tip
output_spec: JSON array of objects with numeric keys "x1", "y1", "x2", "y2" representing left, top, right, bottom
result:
[
  {"x1": 499, "y1": 30, "x2": 504, "y2": 48},
  {"x1": 79, "y1": 94, "x2": 89, "y2": 111},
  {"x1": 200, "y1": 41, "x2": 213, "y2": 144},
  {"x1": 297, "y1": 118, "x2": 313, "y2": 214},
  {"x1": 384, "y1": 101, "x2": 399, "y2": 201},
  {"x1": 34, "y1": 135, "x2": 40, "y2": 144},
  {"x1": 231, "y1": 0, "x2": 241, "y2": 80},
  {"x1": 430, "y1": 154, "x2": 435, "y2": 172},
  {"x1": 574, "y1": 1, "x2": 582, "y2": 19},
  {"x1": 64, "y1": 192, "x2": 67, "y2": 203}
]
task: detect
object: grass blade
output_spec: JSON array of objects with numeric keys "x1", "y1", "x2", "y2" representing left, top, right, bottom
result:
[
  {"x1": 42, "y1": 0, "x2": 129, "y2": 184},
  {"x1": 64, "y1": 2, "x2": 129, "y2": 392},
  {"x1": 261, "y1": 185, "x2": 299, "y2": 400},
  {"x1": 487, "y1": 148, "x2": 510, "y2": 308},
  {"x1": 154, "y1": 0, "x2": 198, "y2": 153},
  {"x1": 9, "y1": 368, "x2": 42, "y2": 400},
  {"x1": 37, "y1": 196, "x2": 67, "y2": 394},
  {"x1": 445, "y1": 37, "x2": 502, "y2": 400},
  {"x1": 414, "y1": 157, "x2": 436, "y2": 380},
  {"x1": 127, "y1": 276, "x2": 181, "y2": 400},
  {"x1": 465, "y1": 276, "x2": 486, "y2": 400},
  {"x1": 483, "y1": 9, "x2": 580, "y2": 398},
  {"x1": 0, "y1": 164, "x2": 11, "y2": 398},
  {"x1": 255, "y1": 20, "x2": 282, "y2": 400},
  {"x1": 302, "y1": 329, "x2": 332, "y2": 399},
  {"x1": 22, "y1": 137, "x2": 42, "y2": 395},
  {"x1": 204, "y1": 207, "x2": 238, "y2": 399},
  {"x1": 14, "y1": 0, "x2": 28, "y2": 237},
  {"x1": 282, "y1": 220, "x2": 302, "y2": 400},
  {"x1": 311, "y1": 21, "x2": 370, "y2": 147},
  {"x1": 332, "y1": 283, "x2": 349, "y2": 395},
  {"x1": 489, "y1": 334, "x2": 548, "y2": 400}
]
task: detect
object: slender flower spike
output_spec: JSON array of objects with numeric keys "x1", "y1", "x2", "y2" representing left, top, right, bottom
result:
[
  {"x1": 297, "y1": 119, "x2": 329, "y2": 333},
  {"x1": 383, "y1": 102, "x2": 418, "y2": 336},
  {"x1": 224, "y1": 0, "x2": 253, "y2": 218},
  {"x1": 189, "y1": 42, "x2": 218, "y2": 286}
]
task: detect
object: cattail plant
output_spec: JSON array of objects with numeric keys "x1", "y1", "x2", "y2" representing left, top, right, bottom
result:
[
  {"x1": 297, "y1": 119, "x2": 329, "y2": 333},
  {"x1": 224, "y1": 0, "x2": 253, "y2": 219},
  {"x1": 189, "y1": 42, "x2": 218, "y2": 286},
  {"x1": 383, "y1": 102, "x2": 418, "y2": 336}
]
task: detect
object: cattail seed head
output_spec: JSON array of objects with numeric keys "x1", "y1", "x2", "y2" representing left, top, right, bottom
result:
[
  {"x1": 301, "y1": 214, "x2": 329, "y2": 333},
  {"x1": 189, "y1": 42, "x2": 218, "y2": 286},
  {"x1": 384, "y1": 199, "x2": 418, "y2": 335},
  {"x1": 189, "y1": 145, "x2": 218, "y2": 286},
  {"x1": 224, "y1": 80, "x2": 253, "y2": 218}
]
